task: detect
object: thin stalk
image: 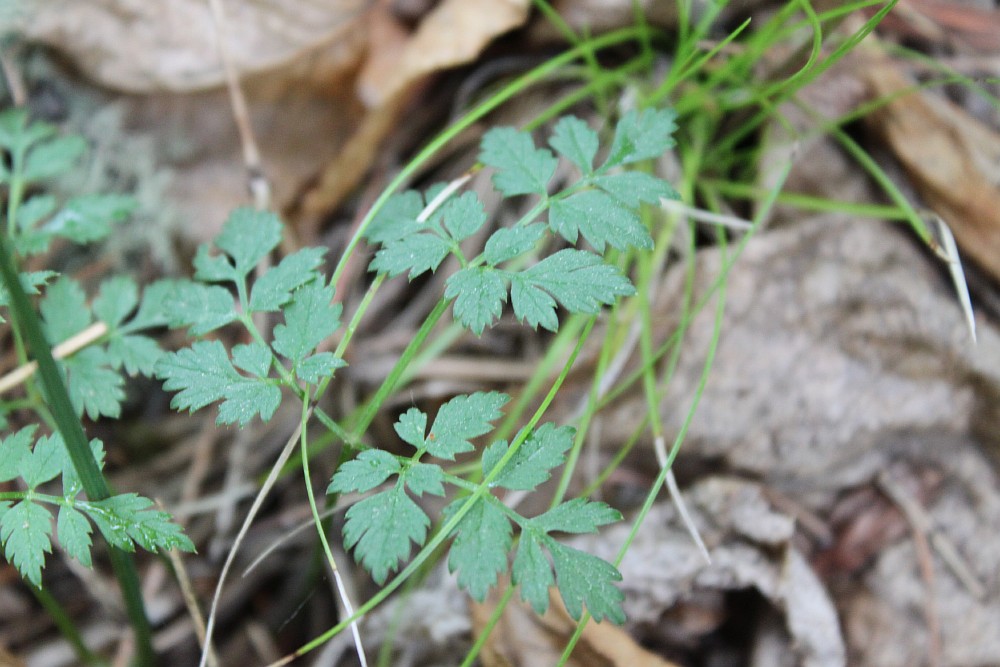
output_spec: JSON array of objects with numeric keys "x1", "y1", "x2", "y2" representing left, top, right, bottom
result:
[
  {"x1": 33, "y1": 585, "x2": 105, "y2": 666},
  {"x1": 298, "y1": 400, "x2": 367, "y2": 667}
]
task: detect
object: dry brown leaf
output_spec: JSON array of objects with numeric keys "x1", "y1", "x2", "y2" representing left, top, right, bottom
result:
[
  {"x1": 527, "y1": 0, "x2": 681, "y2": 40},
  {"x1": 861, "y1": 51, "x2": 1000, "y2": 281},
  {"x1": 471, "y1": 581, "x2": 680, "y2": 667},
  {"x1": 290, "y1": 0, "x2": 532, "y2": 229},
  {"x1": 357, "y1": 0, "x2": 531, "y2": 107},
  {"x1": 13, "y1": 0, "x2": 369, "y2": 92},
  {"x1": 878, "y1": 0, "x2": 1000, "y2": 53},
  {"x1": 575, "y1": 480, "x2": 846, "y2": 667}
]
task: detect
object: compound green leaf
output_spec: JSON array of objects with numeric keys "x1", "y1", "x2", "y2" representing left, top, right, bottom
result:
[
  {"x1": 445, "y1": 267, "x2": 507, "y2": 336},
  {"x1": 295, "y1": 352, "x2": 346, "y2": 384},
  {"x1": 271, "y1": 282, "x2": 341, "y2": 364},
  {"x1": 214, "y1": 208, "x2": 283, "y2": 277},
  {"x1": 0, "y1": 272, "x2": 57, "y2": 318},
  {"x1": 445, "y1": 498, "x2": 511, "y2": 601},
  {"x1": 40, "y1": 276, "x2": 90, "y2": 342},
  {"x1": 602, "y1": 108, "x2": 677, "y2": 170},
  {"x1": 438, "y1": 191, "x2": 487, "y2": 242},
  {"x1": 106, "y1": 334, "x2": 162, "y2": 376},
  {"x1": 425, "y1": 392, "x2": 508, "y2": 460},
  {"x1": 16, "y1": 194, "x2": 56, "y2": 232},
  {"x1": 548, "y1": 541, "x2": 625, "y2": 623},
  {"x1": 483, "y1": 223, "x2": 545, "y2": 266},
  {"x1": 507, "y1": 273, "x2": 559, "y2": 331},
  {"x1": 480, "y1": 127, "x2": 557, "y2": 197},
  {"x1": 0, "y1": 426, "x2": 36, "y2": 483},
  {"x1": 0, "y1": 110, "x2": 52, "y2": 153},
  {"x1": 155, "y1": 340, "x2": 281, "y2": 426},
  {"x1": 533, "y1": 498, "x2": 622, "y2": 534},
  {"x1": 162, "y1": 281, "x2": 237, "y2": 335},
  {"x1": 86, "y1": 494, "x2": 195, "y2": 553},
  {"x1": 549, "y1": 116, "x2": 598, "y2": 175},
  {"x1": 20, "y1": 432, "x2": 64, "y2": 489},
  {"x1": 364, "y1": 190, "x2": 424, "y2": 244},
  {"x1": 512, "y1": 531, "x2": 553, "y2": 615},
  {"x1": 593, "y1": 171, "x2": 676, "y2": 208},
  {"x1": 328, "y1": 450, "x2": 401, "y2": 494},
  {"x1": 127, "y1": 279, "x2": 181, "y2": 330},
  {"x1": 248, "y1": 247, "x2": 326, "y2": 312},
  {"x1": 63, "y1": 348, "x2": 125, "y2": 420},
  {"x1": 549, "y1": 190, "x2": 652, "y2": 252},
  {"x1": 62, "y1": 438, "x2": 105, "y2": 499},
  {"x1": 93, "y1": 276, "x2": 139, "y2": 328},
  {"x1": 231, "y1": 342, "x2": 272, "y2": 378},
  {"x1": 394, "y1": 407, "x2": 428, "y2": 450},
  {"x1": 482, "y1": 423, "x2": 574, "y2": 490},
  {"x1": 57, "y1": 506, "x2": 93, "y2": 567},
  {"x1": 369, "y1": 233, "x2": 451, "y2": 279},
  {"x1": 22, "y1": 134, "x2": 86, "y2": 182},
  {"x1": 519, "y1": 249, "x2": 635, "y2": 315},
  {"x1": 401, "y1": 462, "x2": 445, "y2": 497},
  {"x1": 1, "y1": 500, "x2": 52, "y2": 587},
  {"x1": 342, "y1": 485, "x2": 430, "y2": 584},
  {"x1": 45, "y1": 194, "x2": 135, "y2": 244}
]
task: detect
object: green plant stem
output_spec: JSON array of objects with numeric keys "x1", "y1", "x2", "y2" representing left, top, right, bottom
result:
[
  {"x1": 0, "y1": 222, "x2": 156, "y2": 666},
  {"x1": 460, "y1": 586, "x2": 516, "y2": 667},
  {"x1": 350, "y1": 297, "x2": 450, "y2": 433},
  {"x1": 33, "y1": 584, "x2": 106, "y2": 666},
  {"x1": 298, "y1": 400, "x2": 368, "y2": 666}
]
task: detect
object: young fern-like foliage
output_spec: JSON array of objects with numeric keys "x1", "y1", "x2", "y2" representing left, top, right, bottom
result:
[
  {"x1": 328, "y1": 110, "x2": 678, "y2": 622},
  {"x1": 0, "y1": 110, "x2": 194, "y2": 587},
  {"x1": 153, "y1": 209, "x2": 343, "y2": 425},
  {"x1": 150, "y1": 110, "x2": 678, "y2": 626},
  {"x1": 329, "y1": 394, "x2": 627, "y2": 623},
  {"x1": 0, "y1": 428, "x2": 194, "y2": 586}
]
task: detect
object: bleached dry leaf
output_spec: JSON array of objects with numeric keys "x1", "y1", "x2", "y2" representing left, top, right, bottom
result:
[
  {"x1": 13, "y1": 0, "x2": 369, "y2": 92},
  {"x1": 595, "y1": 219, "x2": 1000, "y2": 499},
  {"x1": 578, "y1": 479, "x2": 845, "y2": 667},
  {"x1": 357, "y1": 0, "x2": 531, "y2": 107},
  {"x1": 843, "y1": 444, "x2": 1000, "y2": 666}
]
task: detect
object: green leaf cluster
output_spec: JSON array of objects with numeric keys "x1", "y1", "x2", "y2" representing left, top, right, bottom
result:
[
  {"x1": 36, "y1": 274, "x2": 173, "y2": 421},
  {"x1": 154, "y1": 208, "x2": 345, "y2": 426},
  {"x1": 329, "y1": 392, "x2": 625, "y2": 623},
  {"x1": 0, "y1": 110, "x2": 195, "y2": 591},
  {"x1": 0, "y1": 109, "x2": 135, "y2": 259},
  {"x1": 0, "y1": 426, "x2": 194, "y2": 587},
  {"x1": 366, "y1": 109, "x2": 678, "y2": 335},
  {"x1": 0, "y1": 110, "x2": 165, "y2": 424}
]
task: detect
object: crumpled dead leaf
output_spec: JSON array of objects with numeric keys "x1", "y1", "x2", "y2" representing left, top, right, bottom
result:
[
  {"x1": 357, "y1": 0, "x2": 531, "y2": 107},
  {"x1": 12, "y1": 0, "x2": 370, "y2": 92},
  {"x1": 577, "y1": 478, "x2": 845, "y2": 667},
  {"x1": 471, "y1": 583, "x2": 680, "y2": 667},
  {"x1": 597, "y1": 218, "x2": 1000, "y2": 502},
  {"x1": 861, "y1": 48, "x2": 1000, "y2": 282},
  {"x1": 841, "y1": 442, "x2": 1000, "y2": 666}
]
